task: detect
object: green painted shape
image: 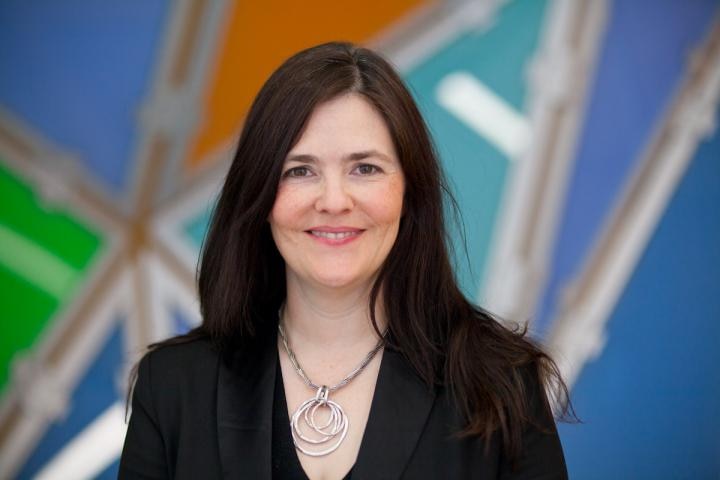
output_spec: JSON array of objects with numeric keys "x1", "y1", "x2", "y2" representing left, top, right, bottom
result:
[
  {"x1": 0, "y1": 162, "x2": 103, "y2": 393},
  {"x1": 0, "y1": 167, "x2": 101, "y2": 269},
  {"x1": 0, "y1": 264, "x2": 57, "y2": 385},
  {"x1": 404, "y1": 0, "x2": 547, "y2": 300}
]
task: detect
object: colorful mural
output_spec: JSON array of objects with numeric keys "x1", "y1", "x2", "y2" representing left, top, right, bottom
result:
[{"x1": 0, "y1": 0, "x2": 718, "y2": 478}]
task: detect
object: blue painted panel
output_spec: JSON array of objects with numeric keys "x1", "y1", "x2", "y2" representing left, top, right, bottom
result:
[
  {"x1": 172, "y1": 307, "x2": 194, "y2": 335},
  {"x1": 536, "y1": 0, "x2": 719, "y2": 334},
  {"x1": 559, "y1": 108, "x2": 720, "y2": 478},
  {"x1": 17, "y1": 323, "x2": 125, "y2": 479},
  {"x1": 0, "y1": 0, "x2": 170, "y2": 193},
  {"x1": 405, "y1": 0, "x2": 547, "y2": 298}
]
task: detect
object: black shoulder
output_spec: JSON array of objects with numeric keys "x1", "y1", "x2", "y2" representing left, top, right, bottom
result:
[
  {"x1": 134, "y1": 338, "x2": 221, "y2": 416},
  {"x1": 143, "y1": 337, "x2": 219, "y2": 376},
  {"x1": 124, "y1": 338, "x2": 223, "y2": 477}
]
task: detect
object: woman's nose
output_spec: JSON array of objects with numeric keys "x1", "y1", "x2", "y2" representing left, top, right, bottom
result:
[{"x1": 314, "y1": 177, "x2": 354, "y2": 213}]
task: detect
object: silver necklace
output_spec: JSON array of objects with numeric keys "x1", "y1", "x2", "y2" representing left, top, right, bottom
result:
[{"x1": 277, "y1": 323, "x2": 385, "y2": 457}]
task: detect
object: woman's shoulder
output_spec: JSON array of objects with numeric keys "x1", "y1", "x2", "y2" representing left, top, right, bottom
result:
[
  {"x1": 124, "y1": 336, "x2": 225, "y2": 474},
  {"x1": 135, "y1": 336, "x2": 220, "y2": 394},
  {"x1": 144, "y1": 335, "x2": 217, "y2": 362}
]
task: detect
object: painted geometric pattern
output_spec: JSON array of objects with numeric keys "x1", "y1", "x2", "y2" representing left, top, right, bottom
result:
[
  {"x1": 544, "y1": 0, "x2": 720, "y2": 477},
  {"x1": 16, "y1": 323, "x2": 126, "y2": 479},
  {"x1": 186, "y1": 0, "x2": 427, "y2": 170},
  {"x1": 559, "y1": 111, "x2": 720, "y2": 478},
  {"x1": 536, "y1": 0, "x2": 720, "y2": 335},
  {"x1": 0, "y1": 0, "x2": 171, "y2": 195},
  {"x1": 0, "y1": 163, "x2": 103, "y2": 394},
  {"x1": 0, "y1": 0, "x2": 719, "y2": 478},
  {"x1": 405, "y1": 0, "x2": 547, "y2": 298}
]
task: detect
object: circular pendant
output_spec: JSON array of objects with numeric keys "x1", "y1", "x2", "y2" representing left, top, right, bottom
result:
[{"x1": 290, "y1": 386, "x2": 349, "y2": 457}]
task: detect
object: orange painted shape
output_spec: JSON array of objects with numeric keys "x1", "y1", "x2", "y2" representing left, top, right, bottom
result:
[{"x1": 186, "y1": 0, "x2": 428, "y2": 170}]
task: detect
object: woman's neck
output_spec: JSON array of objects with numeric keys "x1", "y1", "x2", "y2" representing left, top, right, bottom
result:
[{"x1": 281, "y1": 276, "x2": 386, "y2": 352}]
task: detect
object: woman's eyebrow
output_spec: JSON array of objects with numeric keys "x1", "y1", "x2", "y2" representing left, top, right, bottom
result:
[
  {"x1": 345, "y1": 150, "x2": 392, "y2": 162},
  {"x1": 285, "y1": 153, "x2": 318, "y2": 164},
  {"x1": 285, "y1": 150, "x2": 392, "y2": 163}
]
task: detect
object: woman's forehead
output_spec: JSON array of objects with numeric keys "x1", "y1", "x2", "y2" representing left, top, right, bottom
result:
[{"x1": 287, "y1": 93, "x2": 397, "y2": 161}]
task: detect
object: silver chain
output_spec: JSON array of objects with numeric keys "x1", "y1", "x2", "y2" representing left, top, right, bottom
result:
[
  {"x1": 277, "y1": 309, "x2": 387, "y2": 456},
  {"x1": 277, "y1": 323, "x2": 386, "y2": 392}
]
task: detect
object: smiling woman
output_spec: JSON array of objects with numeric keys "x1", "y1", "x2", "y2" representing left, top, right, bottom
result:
[
  {"x1": 270, "y1": 93, "x2": 405, "y2": 292},
  {"x1": 119, "y1": 42, "x2": 570, "y2": 480}
]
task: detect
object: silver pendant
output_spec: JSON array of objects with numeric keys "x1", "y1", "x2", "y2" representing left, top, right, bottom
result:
[{"x1": 290, "y1": 385, "x2": 349, "y2": 457}]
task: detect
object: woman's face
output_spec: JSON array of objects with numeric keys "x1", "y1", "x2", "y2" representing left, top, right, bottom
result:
[{"x1": 269, "y1": 93, "x2": 405, "y2": 292}]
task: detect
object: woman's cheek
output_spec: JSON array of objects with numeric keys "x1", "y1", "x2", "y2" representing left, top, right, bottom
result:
[
  {"x1": 371, "y1": 177, "x2": 404, "y2": 222},
  {"x1": 271, "y1": 185, "x2": 306, "y2": 219}
]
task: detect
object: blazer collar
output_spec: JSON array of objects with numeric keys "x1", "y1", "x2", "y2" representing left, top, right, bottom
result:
[
  {"x1": 217, "y1": 330, "x2": 277, "y2": 479},
  {"x1": 217, "y1": 334, "x2": 436, "y2": 480},
  {"x1": 352, "y1": 347, "x2": 436, "y2": 480}
]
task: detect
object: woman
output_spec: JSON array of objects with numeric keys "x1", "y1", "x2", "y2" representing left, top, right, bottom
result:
[{"x1": 120, "y1": 41, "x2": 570, "y2": 479}]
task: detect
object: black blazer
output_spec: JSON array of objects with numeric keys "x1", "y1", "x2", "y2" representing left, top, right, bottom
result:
[{"x1": 119, "y1": 331, "x2": 567, "y2": 479}]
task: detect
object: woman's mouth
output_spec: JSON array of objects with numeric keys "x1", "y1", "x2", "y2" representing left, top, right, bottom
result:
[
  {"x1": 306, "y1": 228, "x2": 364, "y2": 245},
  {"x1": 309, "y1": 230, "x2": 360, "y2": 239}
]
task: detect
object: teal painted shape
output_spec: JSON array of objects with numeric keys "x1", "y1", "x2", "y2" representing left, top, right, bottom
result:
[
  {"x1": 404, "y1": 0, "x2": 547, "y2": 299},
  {"x1": 183, "y1": 195, "x2": 217, "y2": 253},
  {"x1": 184, "y1": 210, "x2": 212, "y2": 250}
]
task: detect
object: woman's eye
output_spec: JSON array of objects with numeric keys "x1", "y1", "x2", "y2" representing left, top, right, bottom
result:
[
  {"x1": 283, "y1": 166, "x2": 312, "y2": 178},
  {"x1": 354, "y1": 164, "x2": 380, "y2": 175}
]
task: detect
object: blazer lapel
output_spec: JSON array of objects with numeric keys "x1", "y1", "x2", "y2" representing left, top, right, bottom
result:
[
  {"x1": 216, "y1": 331, "x2": 277, "y2": 480},
  {"x1": 353, "y1": 348, "x2": 436, "y2": 480}
]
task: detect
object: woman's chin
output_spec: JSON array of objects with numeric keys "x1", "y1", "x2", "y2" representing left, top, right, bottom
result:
[{"x1": 309, "y1": 273, "x2": 371, "y2": 291}]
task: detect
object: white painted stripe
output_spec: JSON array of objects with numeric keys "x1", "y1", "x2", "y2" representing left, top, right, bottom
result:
[
  {"x1": 0, "y1": 223, "x2": 79, "y2": 298},
  {"x1": 436, "y1": 71, "x2": 531, "y2": 159},
  {"x1": 34, "y1": 402, "x2": 128, "y2": 480}
]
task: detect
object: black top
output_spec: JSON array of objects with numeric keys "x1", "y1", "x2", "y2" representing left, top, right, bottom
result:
[
  {"x1": 272, "y1": 359, "x2": 353, "y2": 479},
  {"x1": 119, "y1": 333, "x2": 568, "y2": 479}
]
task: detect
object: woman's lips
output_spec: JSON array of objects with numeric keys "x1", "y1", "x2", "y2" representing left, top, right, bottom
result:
[{"x1": 305, "y1": 228, "x2": 364, "y2": 245}]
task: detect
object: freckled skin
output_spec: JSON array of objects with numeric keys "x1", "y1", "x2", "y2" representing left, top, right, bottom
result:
[{"x1": 269, "y1": 93, "x2": 405, "y2": 292}]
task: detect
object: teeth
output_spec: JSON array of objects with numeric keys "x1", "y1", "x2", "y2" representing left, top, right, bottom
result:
[{"x1": 311, "y1": 230, "x2": 359, "y2": 240}]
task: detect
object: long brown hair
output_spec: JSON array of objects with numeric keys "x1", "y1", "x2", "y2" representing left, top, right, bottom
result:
[{"x1": 147, "y1": 41, "x2": 570, "y2": 460}]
